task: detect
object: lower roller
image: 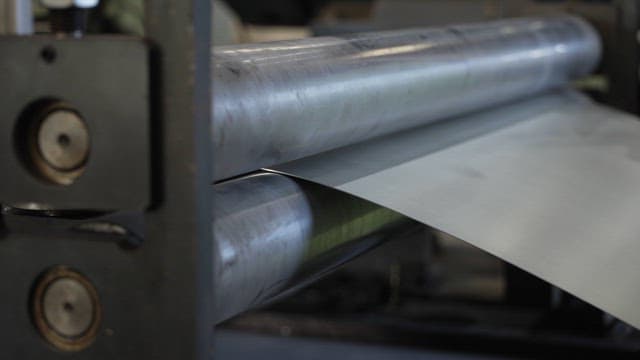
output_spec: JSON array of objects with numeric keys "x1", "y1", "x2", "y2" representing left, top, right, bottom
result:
[{"x1": 213, "y1": 172, "x2": 414, "y2": 323}]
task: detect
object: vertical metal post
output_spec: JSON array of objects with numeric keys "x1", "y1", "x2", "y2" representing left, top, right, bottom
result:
[
  {"x1": 609, "y1": 0, "x2": 640, "y2": 114},
  {"x1": 0, "y1": 0, "x2": 33, "y2": 35},
  {"x1": 145, "y1": 0, "x2": 214, "y2": 359}
]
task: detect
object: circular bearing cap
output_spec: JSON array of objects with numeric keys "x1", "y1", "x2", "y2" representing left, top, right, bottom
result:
[
  {"x1": 32, "y1": 267, "x2": 101, "y2": 351},
  {"x1": 37, "y1": 110, "x2": 90, "y2": 172}
]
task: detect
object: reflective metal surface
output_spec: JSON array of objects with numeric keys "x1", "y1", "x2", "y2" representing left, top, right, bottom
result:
[
  {"x1": 0, "y1": 0, "x2": 33, "y2": 35},
  {"x1": 37, "y1": 109, "x2": 90, "y2": 171},
  {"x1": 21, "y1": 103, "x2": 90, "y2": 186},
  {"x1": 213, "y1": 172, "x2": 410, "y2": 323},
  {"x1": 272, "y1": 90, "x2": 640, "y2": 329},
  {"x1": 213, "y1": 16, "x2": 600, "y2": 181},
  {"x1": 43, "y1": 278, "x2": 94, "y2": 338},
  {"x1": 31, "y1": 266, "x2": 101, "y2": 352}
]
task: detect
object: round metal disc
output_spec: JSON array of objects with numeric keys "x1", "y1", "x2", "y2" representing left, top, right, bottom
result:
[
  {"x1": 37, "y1": 110, "x2": 90, "y2": 171},
  {"x1": 32, "y1": 266, "x2": 101, "y2": 351},
  {"x1": 42, "y1": 278, "x2": 94, "y2": 338}
]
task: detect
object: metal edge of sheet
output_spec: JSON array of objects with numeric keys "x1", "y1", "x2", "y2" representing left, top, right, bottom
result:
[{"x1": 269, "y1": 89, "x2": 640, "y2": 329}]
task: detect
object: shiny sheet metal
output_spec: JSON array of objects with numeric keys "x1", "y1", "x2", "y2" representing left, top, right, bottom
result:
[
  {"x1": 213, "y1": 16, "x2": 600, "y2": 181},
  {"x1": 271, "y1": 90, "x2": 640, "y2": 329},
  {"x1": 213, "y1": 172, "x2": 410, "y2": 323}
]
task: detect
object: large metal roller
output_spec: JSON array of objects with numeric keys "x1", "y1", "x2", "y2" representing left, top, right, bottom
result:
[
  {"x1": 213, "y1": 172, "x2": 412, "y2": 323},
  {"x1": 213, "y1": 16, "x2": 600, "y2": 181}
]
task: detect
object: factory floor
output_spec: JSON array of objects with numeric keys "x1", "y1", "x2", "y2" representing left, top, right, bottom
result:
[{"x1": 214, "y1": 330, "x2": 508, "y2": 360}]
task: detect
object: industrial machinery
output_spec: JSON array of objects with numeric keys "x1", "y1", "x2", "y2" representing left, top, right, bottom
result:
[{"x1": 3, "y1": 0, "x2": 640, "y2": 359}]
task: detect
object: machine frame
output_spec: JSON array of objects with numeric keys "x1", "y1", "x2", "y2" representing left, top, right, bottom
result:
[{"x1": 0, "y1": 1, "x2": 214, "y2": 358}]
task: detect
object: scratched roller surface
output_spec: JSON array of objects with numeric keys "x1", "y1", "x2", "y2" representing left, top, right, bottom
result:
[
  {"x1": 270, "y1": 90, "x2": 640, "y2": 328},
  {"x1": 213, "y1": 16, "x2": 600, "y2": 181},
  {"x1": 212, "y1": 15, "x2": 640, "y2": 327}
]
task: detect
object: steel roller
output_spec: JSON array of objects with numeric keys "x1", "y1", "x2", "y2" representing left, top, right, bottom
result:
[
  {"x1": 212, "y1": 172, "x2": 412, "y2": 323},
  {"x1": 213, "y1": 16, "x2": 600, "y2": 181}
]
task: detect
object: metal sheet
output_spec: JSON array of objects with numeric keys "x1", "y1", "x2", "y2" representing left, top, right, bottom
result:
[
  {"x1": 213, "y1": 16, "x2": 600, "y2": 181},
  {"x1": 271, "y1": 90, "x2": 640, "y2": 329}
]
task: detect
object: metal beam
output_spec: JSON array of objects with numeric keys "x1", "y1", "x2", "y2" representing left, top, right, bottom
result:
[
  {"x1": 0, "y1": 0, "x2": 33, "y2": 35},
  {"x1": 145, "y1": 0, "x2": 214, "y2": 358}
]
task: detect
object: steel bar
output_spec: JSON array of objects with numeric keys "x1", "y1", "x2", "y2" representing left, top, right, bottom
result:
[
  {"x1": 213, "y1": 172, "x2": 411, "y2": 323},
  {"x1": 213, "y1": 16, "x2": 600, "y2": 181}
]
